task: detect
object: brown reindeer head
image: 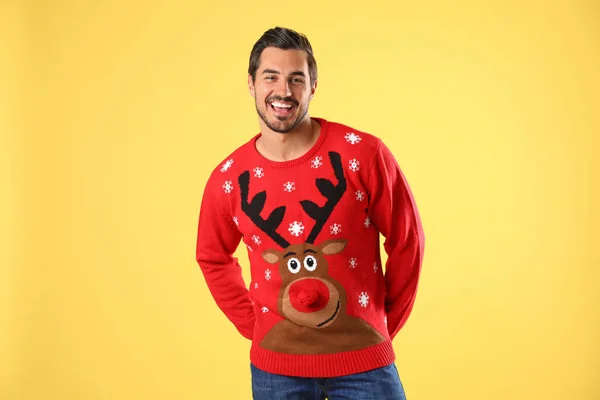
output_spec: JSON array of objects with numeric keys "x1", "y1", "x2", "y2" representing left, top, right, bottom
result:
[
  {"x1": 238, "y1": 151, "x2": 348, "y2": 328},
  {"x1": 261, "y1": 238, "x2": 348, "y2": 328}
]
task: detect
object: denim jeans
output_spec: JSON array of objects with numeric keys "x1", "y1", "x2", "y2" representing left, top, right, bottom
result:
[{"x1": 250, "y1": 363, "x2": 407, "y2": 400}]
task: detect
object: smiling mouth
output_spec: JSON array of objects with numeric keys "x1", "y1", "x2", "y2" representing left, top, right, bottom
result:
[
  {"x1": 269, "y1": 101, "x2": 295, "y2": 116},
  {"x1": 316, "y1": 300, "x2": 340, "y2": 328}
]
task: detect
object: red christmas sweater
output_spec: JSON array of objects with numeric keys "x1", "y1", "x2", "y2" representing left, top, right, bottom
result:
[{"x1": 196, "y1": 117, "x2": 425, "y2": 378}]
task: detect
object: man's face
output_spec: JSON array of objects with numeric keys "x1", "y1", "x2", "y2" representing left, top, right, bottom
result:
[{"x1": 248, "y1": 47, "x2": 316, "y2": 134}]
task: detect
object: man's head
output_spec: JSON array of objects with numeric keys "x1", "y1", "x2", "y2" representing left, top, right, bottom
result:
[{"x1": 248, "y1": 27, "x2": 318, "y2": 134}]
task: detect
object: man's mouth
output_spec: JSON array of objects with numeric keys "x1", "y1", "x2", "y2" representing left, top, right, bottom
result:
[{"x1": 269, "y1": 100, "x2": 295, "y2": 116}]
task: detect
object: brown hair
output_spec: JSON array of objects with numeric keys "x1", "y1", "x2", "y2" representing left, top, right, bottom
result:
[{"x1": 248, "y1": 27, "x2": 318, "y2": 85}]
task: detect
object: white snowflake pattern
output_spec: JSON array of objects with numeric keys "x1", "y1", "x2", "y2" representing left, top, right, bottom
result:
[
  {"x1": 373, "y1": 262, "x2": 379, "y2": 273},
  {"x1": 252, "y1": 235, "x2": 261, "y2": 245},
  {"x1": 289, "y1": 221, "x2": 305, "y2": 237},
  {"x1": 345, "y1": 132, "x2": 362, "y2": 145},
  {"x1": 262, "y1": 307, "x2": 269, "y2": 313},
  {"x1": 364, "y1": 217, "x2": 371, "y2": 228},
  {"x1": 358, "y1": 292, "x2": 370, "y2": 307},
  {"x1": 232, "y1": 216, "x2": 238, "y2": 226},
  {"x1": 265, "y1": 269, "x2": 272, "y2": 280},
  {"x1": 254, "y1": 282, "x2": 258, "y2": 289},
  {"x1": 349, "y1": 258, "x2": 358, "y2": 268},
  {"x1": 311, "y1": 156, "x2": 323, "y2": 169},
  {"x1": 283, "y1": 181, "x2": 296, "y2": 192},
  {"x1": 330, "y1": 223, "x2": 342, "y2": 235},
  {"x1": 253, "y1": 167, "x2": 264, "y2": 178},
  {"x1": 349, "y1": 159, "x2": 360, "y2": 172},
  {"x1": 220, "y1": 158, "x2": 234, "y2": 172},
  {"x1": 223, "y1": 180, "x2": 234, "y2": 193},
  {"x1": 355, "y1": 190, "x2": 365, "y2": 201}
]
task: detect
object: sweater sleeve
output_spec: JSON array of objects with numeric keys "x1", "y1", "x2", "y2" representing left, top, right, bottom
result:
[
  {"x1": 367, "y1": 139, "x2": 425, "y2": 340},
  {"x1": 195, "y1": 178, "x2": 255, "y2": 340}
]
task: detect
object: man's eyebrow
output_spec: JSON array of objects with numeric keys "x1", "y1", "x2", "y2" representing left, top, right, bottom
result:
[{"x1": 261, "y1": 69, "x2": 306, "y2": 77}]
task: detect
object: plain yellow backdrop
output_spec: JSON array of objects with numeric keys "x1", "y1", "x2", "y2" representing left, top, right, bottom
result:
[{"x1": 2, "y1": 0, "x2": 599, "y2": 399}]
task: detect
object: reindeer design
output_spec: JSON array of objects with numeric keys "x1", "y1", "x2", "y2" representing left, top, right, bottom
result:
[{"x1": 238, "y1": 151, "x2": 385, "y2": 355}]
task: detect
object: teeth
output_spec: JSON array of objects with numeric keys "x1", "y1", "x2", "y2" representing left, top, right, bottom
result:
[{"x1": 271, "y1": 101, "x2": 292, "y2": 108}]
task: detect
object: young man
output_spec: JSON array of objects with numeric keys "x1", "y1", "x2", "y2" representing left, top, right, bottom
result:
[{"x1": 195, "y1": 27, "x2": 425, "y2": 399}]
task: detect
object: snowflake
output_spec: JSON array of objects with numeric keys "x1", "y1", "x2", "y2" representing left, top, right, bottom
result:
[
  {"x1": 355, "y1": 190, "x2": 365, "y2": 201},
  {"x1": 265, "y1": 269, "x2": 272, "y2": 280},
  {"x1": 311, "y1": 156, "x2": 323, "y2": 169},
  {"x1": 358, "y1": 292, "x2": 370, "y2": 307},
  {"x1": 349, "y1": 258, "x2": 358, "y2": 268},
  {"x1": 283, "y1": 181, "x2": 296, "y2": 192},
  {"x1": 232, "y1": 216, "x2": 238, "y2": 226},
  {"x1": 262, "y1": 307, "x2": 269, "y2": 313},
  {"x1": 254, "y1": 282, "x2": 258, "y2": 289},
  {"x1": 223, "y1": 180, "x2": 233, "y2": 193},
  {"x1": 253, "y1": 167, "x2": 264, "y2": 178},
  {"x1": 330, "y1": 223, "x2": 342, "y2": 235},
  {"x1": 349, "y1": 159, "x2": 360, "y2": 172},
  {"x1": 288, "y1": 221, "x2": 304, "y2": 237},
  {"x1": 252, "y1": 235, "x2": 261, "y2": 245},
  {"x1": 364, "y1": 217, "x2": 371, "y2": 228},
  {"x1": 345, "y1": 132, "x2": 362, "y2": 145},
  {"x1": 373, "y1": 262, "x2": 379, "y2": 273},
  {"x1": 220, "y1": 158, "x2": 234, "y2": 172}
]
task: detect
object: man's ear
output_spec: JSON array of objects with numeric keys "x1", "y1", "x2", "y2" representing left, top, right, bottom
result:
[
  {"x1": 309, "y1": 79, "x2": 318, "y2": 100},
  {"x1": 248, "y1": 74, "x2": 255, "y2": 98}
]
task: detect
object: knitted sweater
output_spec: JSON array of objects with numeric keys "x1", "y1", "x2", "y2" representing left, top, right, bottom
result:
[{"x1": 195, "y1": 117, "x2": 425, "y2": 378}]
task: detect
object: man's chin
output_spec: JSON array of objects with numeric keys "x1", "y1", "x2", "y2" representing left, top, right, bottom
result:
[
  {"x1": 267, "y1": 117, "x2": 297, "y2": 134},
  {"x1": 256, "y1": 105, "x2": 306, "y2": 134},
  {"x1": 271, "y1": 125, "x2": 295, "y2": 134}
]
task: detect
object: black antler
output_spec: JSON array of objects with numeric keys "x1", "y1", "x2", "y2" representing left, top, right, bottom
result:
[
  {"x1": 238, "y1": 171, "x2": 290, "y2": 248},
  {"x1": 300, "y1": 151, "x2": 347, "y2": 244}
]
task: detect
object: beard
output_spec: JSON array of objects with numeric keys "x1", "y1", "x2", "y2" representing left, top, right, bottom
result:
[{"x1": 255, "y1": 96, "x2": 309, "y2": 134}]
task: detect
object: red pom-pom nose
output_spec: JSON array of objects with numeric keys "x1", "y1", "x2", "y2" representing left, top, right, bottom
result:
[
  {"x1": 298, "y1": 290, "x2": 319, "y2": 307},
  {"x1": 289, "y1": 279, "x2": 329, "y2": 312}
]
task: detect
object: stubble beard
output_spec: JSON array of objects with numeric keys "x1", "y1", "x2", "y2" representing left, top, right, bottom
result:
[{"x1": 256, "y1": 99, "x2": 309, "y2": 134}]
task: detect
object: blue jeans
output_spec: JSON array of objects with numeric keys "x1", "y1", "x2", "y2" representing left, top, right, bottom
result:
[{"x1": 250, "y1": 363, "x2": 407, "y2": 400}]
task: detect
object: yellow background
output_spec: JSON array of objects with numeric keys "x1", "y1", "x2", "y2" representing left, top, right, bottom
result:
[{"x1": 2, "y1": 0, "x2": 598, "y2": 399}]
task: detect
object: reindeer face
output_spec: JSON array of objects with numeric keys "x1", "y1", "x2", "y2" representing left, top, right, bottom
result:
[
  {"x1": 262, "y1": 239, "x2": 347, "y2": 328},
  {"x1": 239, "y1": 151, "x2": 350, "y2": 329}
]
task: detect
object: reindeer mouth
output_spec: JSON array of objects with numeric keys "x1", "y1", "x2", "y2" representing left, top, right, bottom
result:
[{"x1": 316, "y1": 300, "x2": 340, "y2": 328}]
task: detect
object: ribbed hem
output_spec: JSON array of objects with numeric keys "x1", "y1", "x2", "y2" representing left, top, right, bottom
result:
[{"x1": 250, "y1": 339, "x2": 396, "y2": 378}]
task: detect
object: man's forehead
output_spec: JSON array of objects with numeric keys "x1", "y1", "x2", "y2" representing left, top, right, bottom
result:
[{"x1": 259, "y1": 47, "x2": 309, "y2": 71}]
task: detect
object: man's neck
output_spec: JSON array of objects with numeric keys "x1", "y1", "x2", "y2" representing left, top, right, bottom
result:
[{"x1": 256, "y1": 117, "x2": 320, "y2": 162}]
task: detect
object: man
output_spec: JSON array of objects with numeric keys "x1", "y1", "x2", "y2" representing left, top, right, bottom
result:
[{"x1": 195, "y1": 26, "x2": 425, "y2": 400}]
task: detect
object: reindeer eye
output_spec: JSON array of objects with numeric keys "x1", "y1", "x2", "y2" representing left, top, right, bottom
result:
[
  {"x1": 287, "y1": 258, "x2": 301, "y2": 274},
  {"x1": 304, "y1": 255, "x2": 317, "y2": 271}
]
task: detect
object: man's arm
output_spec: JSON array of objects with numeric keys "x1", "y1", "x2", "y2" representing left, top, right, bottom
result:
[
  {"x1": 195, "y1": 179, "x2": 255, "y2": 340},
  {"x1": 367, "y1": 139, "x2": 425, "y2": 340}
]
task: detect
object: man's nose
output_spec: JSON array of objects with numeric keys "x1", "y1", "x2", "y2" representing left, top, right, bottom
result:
[{"x1": 275, "y1": 79, "x2": 292, "y2": 97}]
